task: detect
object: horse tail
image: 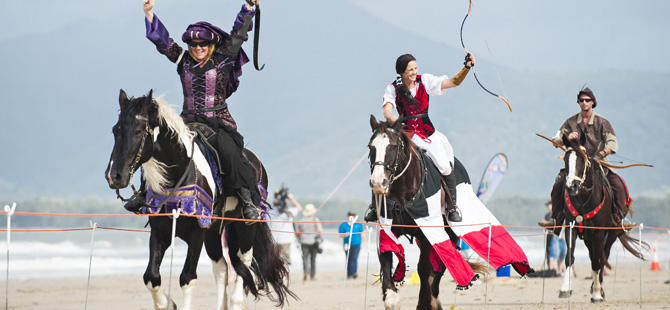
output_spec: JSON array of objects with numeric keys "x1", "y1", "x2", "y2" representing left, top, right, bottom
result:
[
  {"x1": 250, "y1": 222, "x2": 297, "y2": 306},
  {"x1": 617, "y1": 231, "x2": 650, "y2": 260},
  {"x1": 468, "y1": 260, "x2": 488, "y2": 275}
]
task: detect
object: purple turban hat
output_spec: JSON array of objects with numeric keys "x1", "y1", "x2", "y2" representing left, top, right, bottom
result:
[{"x1": 181, "y1": 21, "x2": 230, "y2": 47}]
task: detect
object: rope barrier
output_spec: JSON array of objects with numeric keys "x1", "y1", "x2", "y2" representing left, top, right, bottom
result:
[{"x1": 5, "y1": 203, "x2": 669, "y2": 309}]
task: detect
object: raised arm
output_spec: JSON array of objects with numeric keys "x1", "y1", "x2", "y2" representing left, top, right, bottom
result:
[
  {"x1": 228, "y1": 1, "x2": 257, "y2": 55},
  {"x1": 440, "y1": 53, "x2": 476, "y2": 90},
  {"x1": 143, "y1": 0, "x2": 183, "y2": 62},
  {"x1": 143, "y1": 0, "x2": 154, "y2": 22}
]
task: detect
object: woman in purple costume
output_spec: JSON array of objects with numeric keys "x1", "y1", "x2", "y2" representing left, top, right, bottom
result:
[{"x1": 125, "y1": 0, "x2": 262, "y2": 222}]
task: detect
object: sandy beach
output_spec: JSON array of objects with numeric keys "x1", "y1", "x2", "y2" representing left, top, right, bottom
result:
[{"x1": 3, "y1": 261, "x2": 669, "y2": 309}]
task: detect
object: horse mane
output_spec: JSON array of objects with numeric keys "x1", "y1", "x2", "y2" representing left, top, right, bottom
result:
[
  {"x1": 154, "y1": 96, "x2": 196, "y2": 153},
  {"x1": 142, "y1": 95, "x2": 197, "y2": 194}
]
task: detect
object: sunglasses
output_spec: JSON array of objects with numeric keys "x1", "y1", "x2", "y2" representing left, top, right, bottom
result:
[
  {"x1": 190, "y1": 41, "x2": 211, "y2": 48},
  {"x1": 578, "y1": 98, "x2": 593, "y2": 103}
]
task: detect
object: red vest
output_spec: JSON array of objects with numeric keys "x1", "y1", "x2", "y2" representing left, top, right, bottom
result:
[{"x1": 393, "y1": 75, "x2": 435, "y2": 139}]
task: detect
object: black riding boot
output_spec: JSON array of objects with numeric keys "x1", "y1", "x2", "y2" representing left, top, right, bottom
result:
[
  {"x1": 124, "y1": 179, "x2": 146, "y2": 214},
  {"x1": 123, "y1": 194, "x2": 145, "y2": 214},
  {"x1": 238, "y1": 187, "x2": 260, "y2": 225},
  {"x1": 444, "y1": 172, "x2": 462, "y2": 222},
  {"x1": 364, "y1": 204, "x2": 377, "y2": 222}
]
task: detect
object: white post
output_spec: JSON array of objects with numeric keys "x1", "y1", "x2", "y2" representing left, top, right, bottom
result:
[
  {"x1": 638, "y1": 223, "x2": 643, "y2": 309},
  {"x1": 485, "y1": 223, "x2": 492, "y2": 310},
  {"x1": 340, "y1": 215, "x2": 359, "y2": 310},
  {"x1": 167, "y1": 208, "x2": 181, "y2": 309},
  {"x1": 85, "y1": 222, "x2": 98, "y2": 310},
  {"x1": 4, "y1": 202, "x2": 16, "y2": 310},
  {"x1": 363, "y1": 226, "x2": 373, "y2": 310}
]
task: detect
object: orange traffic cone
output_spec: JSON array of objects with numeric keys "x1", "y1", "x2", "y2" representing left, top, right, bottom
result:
[{"x1": 650, "y1": 240, "x2": 661, "y2": 271}]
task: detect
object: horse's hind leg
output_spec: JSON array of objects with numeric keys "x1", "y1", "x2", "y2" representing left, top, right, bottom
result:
[
  {"x1": 379, "y1": 251, "x2": 400, "y2": 310},
  {"x1": 144, "y1": 220, "x2": 177, "y2": 310}
]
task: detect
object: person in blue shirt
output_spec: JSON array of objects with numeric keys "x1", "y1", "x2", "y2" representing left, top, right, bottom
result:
[{"x1": 338, "y1": 211, "x2": 365, "y2": 279}]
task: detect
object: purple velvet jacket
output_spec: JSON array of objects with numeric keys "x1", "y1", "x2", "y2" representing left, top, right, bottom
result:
[{"x1": 145, "y1": 5, "x2": 255, "y2": 130}]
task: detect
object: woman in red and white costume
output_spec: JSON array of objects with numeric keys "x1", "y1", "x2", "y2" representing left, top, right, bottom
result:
[{"x1": 381, "y1": 53, "x2": 475, "y2": 222}]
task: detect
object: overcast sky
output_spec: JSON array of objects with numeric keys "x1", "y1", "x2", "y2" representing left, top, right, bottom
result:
[{"x1": 3, "y1": 0, "x2": 668, "y2": 73}]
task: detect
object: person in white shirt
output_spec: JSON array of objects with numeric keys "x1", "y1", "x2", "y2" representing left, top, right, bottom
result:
[
  {"x1": 368, "y1": 53, "x2": 475, "y2": 223},
  {"x1": 266, "y1": 189, "x2": 302, "y2": 267}
]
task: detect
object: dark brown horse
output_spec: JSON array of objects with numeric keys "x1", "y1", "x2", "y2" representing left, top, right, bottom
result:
[
  {"x1": 557, "y1": 134, "x2": 647, "y2": 302},
  {"x1": 105, "y1": 90, "x2": 294, "y2": 310},
  {"x1": 368, "y1": 115, "x2": 485, "y2": 310}
]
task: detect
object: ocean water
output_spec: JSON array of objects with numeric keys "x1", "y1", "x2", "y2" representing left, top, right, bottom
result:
[{"x1": 0, "y1": 227, "x2": 664, "y2": 280}]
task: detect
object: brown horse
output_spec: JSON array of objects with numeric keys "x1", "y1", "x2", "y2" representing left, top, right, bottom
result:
[
  {"x1": 105, "y1": 90, "x2": 294, "y2": 310},
  {"x1": 368, "y1": 115, "x2": 485, "y2": 310},
  {"x1": 557, "y1": 134, "x2": 648, "y2": 302}
]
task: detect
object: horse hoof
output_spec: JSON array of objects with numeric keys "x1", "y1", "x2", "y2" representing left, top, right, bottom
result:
[
  {"x1": 558, "y1": 290, "x2": 572, "y2": 298},
  {"x1": 591, "y1": 297, "x2": 604, "y2": 303}
]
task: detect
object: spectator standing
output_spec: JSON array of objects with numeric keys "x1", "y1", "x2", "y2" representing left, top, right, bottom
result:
[
  {"x1": 297, "y1": 204, "x2": 322, "y2": 282},
  {"x1": 338, "y1": 211, "x2": 365, "y2": 279},
  {"x1": 266, "y1": 187, "x2": 301, "y2": 268}
]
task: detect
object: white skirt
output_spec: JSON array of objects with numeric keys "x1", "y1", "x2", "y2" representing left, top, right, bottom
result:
[{"x1": 410, "y1": 130, "x2": 454, "y2": 175}]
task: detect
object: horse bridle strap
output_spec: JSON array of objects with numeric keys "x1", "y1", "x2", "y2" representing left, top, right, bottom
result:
[
  {"x1": 129, "y1": 115, "x2": 154, "y2": 178},
  {"x1": 390, "y1": 150, "x2": 412, "y2": 183},
  {"x1": 564, "y1": 187, "x2": 606, "y2": 233}
]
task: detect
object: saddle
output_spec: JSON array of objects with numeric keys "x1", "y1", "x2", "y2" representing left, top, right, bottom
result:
[{"x1": 187, "y1": 122, "x2": 226, "y2": 176}]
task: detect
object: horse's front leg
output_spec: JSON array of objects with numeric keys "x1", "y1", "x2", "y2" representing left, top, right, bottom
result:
[
  {"x1": 586, "y1": 230, "x2": 606, "y2": 303},
  {"x1": 559, "y1": 228, "x2": 579, "y2": 298},
  {"x1": 178, "y1": 229, "x2": 206, "y2": 310},
  {"x1": 416, "y1": 240, "x2": 441, "y2": 310},
  {"x1": 379, "y1": 251, "x2": 400, "y2": 310},
  {"x1": 144, "y1": 221, "x2": 177, "y2": 310}
]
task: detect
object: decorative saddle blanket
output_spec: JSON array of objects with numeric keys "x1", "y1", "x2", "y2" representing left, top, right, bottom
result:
[{"x1": 378, "y1": 152, "x2": 533, "y2": 289}]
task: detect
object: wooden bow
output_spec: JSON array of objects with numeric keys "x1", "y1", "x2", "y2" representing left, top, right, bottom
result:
[
  {"x1": 536, "y1": 133, "x2": 654, "y2": 169},
  {"x1": 459, "y1": 0, "x2": 512, "y2": 112}
]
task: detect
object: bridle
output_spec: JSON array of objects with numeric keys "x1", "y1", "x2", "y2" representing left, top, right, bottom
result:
[
  {"x1": 370, "y1": 128, "x2": 413, "y2": 185},
  {"x1": 115, "y1": 114, "x2": 154, "y2": 202},
  {"x1": 565, "y1": 146, "x2": 591, "y2": 189}
]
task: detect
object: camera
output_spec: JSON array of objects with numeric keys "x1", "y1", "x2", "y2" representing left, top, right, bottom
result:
[{"x1": 274, "y1": 184, "x2": 289, "y2": 211}]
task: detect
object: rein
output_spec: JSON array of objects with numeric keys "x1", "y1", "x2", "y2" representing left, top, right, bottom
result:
[{"x1": 116, "y1": 114, "x2": 196, "y2": 213}]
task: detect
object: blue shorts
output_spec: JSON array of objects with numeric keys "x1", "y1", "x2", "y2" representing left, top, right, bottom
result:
[{"x1": 548, "y1": 236, "x2": 566, "y2": 260}]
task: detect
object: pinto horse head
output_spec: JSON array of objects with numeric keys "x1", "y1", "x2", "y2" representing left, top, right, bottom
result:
[
  {"x1": 368, "y1": 114, "x2": 408, "y2": 195},
  {"x1": 561, "y1": 133, "x2": 592, "y2": 196},
  {"x1": 105, "y1": 89, "x2": 158, "y2": 189}
]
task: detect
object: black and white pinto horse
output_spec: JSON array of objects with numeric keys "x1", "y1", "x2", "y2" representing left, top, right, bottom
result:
[
  {"x1": 368, "y1": 115, "x2": 485, "y2": 310},
  {"x1": 557, "y1": 135, "x2": 647, "y2": 302},
  {"x1": 105, "y1": 90, "x2": 294, "y2": 310}
]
